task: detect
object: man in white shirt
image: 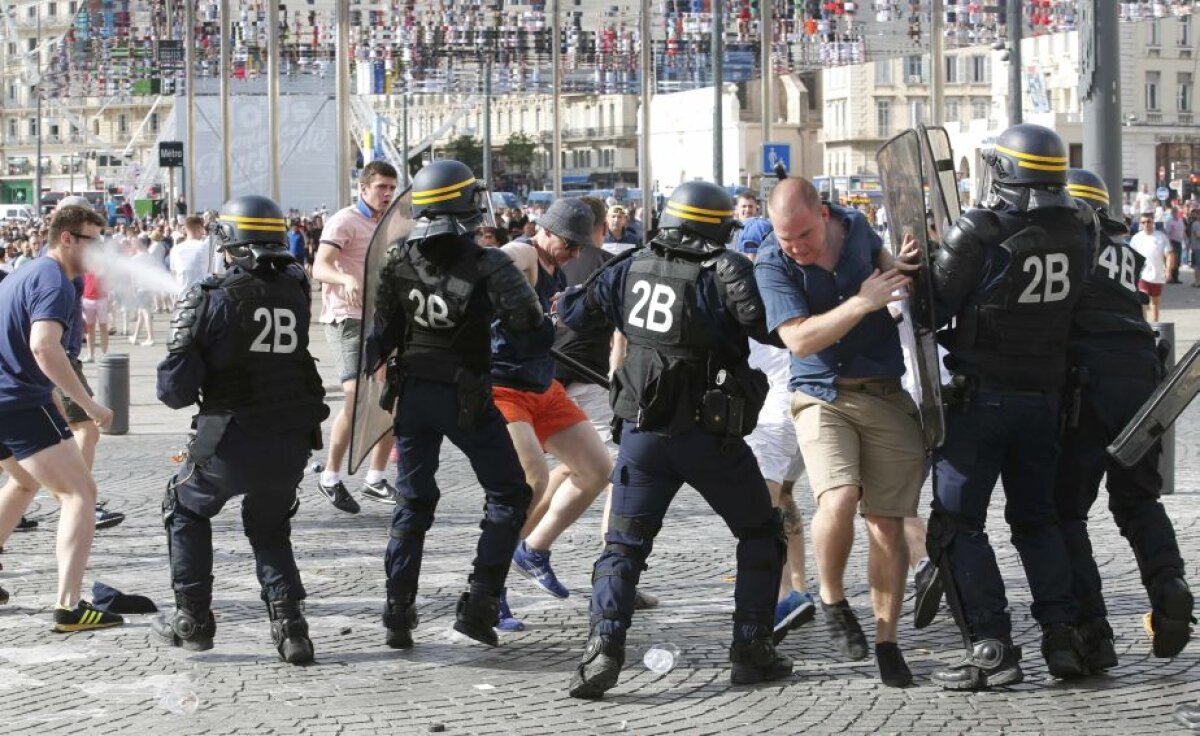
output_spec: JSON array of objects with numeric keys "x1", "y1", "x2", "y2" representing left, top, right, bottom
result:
[
  {"x1": 168, "y1": 216, "x2": 211, "y2": 294},
  {"x1": 1130, "y1": 212, "x2": 1171, "y2": 321},
  {"x1": 1135, "y1": 184, "x2": 1154, "y2": 216}
]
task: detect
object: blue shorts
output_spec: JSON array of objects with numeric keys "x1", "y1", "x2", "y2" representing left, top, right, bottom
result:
[{"x1": 0, "y1": 404, "x2": 73, "y2": 461}]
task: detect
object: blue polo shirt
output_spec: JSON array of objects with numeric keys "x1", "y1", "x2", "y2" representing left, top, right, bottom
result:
[
  {"x1": 754, "y1": 205, "x2": 904, "y2": 401},
  {"x1": 0, "y1": 256, "x2": 76, "y2": 410}
]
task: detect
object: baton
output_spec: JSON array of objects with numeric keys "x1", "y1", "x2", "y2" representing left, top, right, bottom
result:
[{"x1": 550, "y1": 348, "x2": 611, "y2": 390}]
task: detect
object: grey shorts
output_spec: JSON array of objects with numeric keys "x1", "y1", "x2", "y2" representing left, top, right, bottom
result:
[{"x1": 324, "y1": 318, "x2": 363, "y2": 383}]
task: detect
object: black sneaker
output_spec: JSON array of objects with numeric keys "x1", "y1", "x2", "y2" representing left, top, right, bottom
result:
[
  {"x1": 53, "y1": 600, "x2": 125, "y2": 632},
  {"x1": 730, "y1": 638, "x2": 794, "y2": 685},
  {"x1": 1078, "y1": 617, "x2": 1118, "y2": 672},
  {"x1": 821, "y1": 599, "x2": 868, "y2": 661},
  {"x1": 876, "y1": 642, "x2": 913, "y2": 687},
  {"x1": 15, "y1": 516, "x2": 37, "y2": 532},
  {"x1": 95, "y1": 506, "x2": 126, "y2": 530},
  {"x1": 1041, "y1": 622, "x2": 1087, "y2": 680},
  {"x1": 932, "y1": 639, "x2": 1023, "y2": 691},
  {"x1": 317, "y1": 480, "x2": 360, "y2": 514},
  {"x1": 568, "y1": 634, "x2": 625, "y2": 700},
  {"x1": 360, "y1": 479, "x2": 399, "y2": 504}
]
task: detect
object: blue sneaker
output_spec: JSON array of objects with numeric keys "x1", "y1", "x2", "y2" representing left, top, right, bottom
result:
[
  {"x1": 496, "y1": 588, "x2": 525, "y2": 632},
  {"x1": 773, "y1": 591, "x2": 816, "y2": 644},
  {"x1": 511, "y1": 540, "x2": 570, "y2": 599}
]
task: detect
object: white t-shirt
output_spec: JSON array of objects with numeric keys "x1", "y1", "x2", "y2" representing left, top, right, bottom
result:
[
  {"x1": 748, "y1": 341, "x2": 793, "y2": 426},
  {"x1": 1130, "y1": 230, "x2": 1170, "y2": 284},
  {"x1": 170, "y1": 237, "x2": 211, "y2": 293},
  {"x1": 1135, "y1": 191, "x2": 1154, "y2": 215}
]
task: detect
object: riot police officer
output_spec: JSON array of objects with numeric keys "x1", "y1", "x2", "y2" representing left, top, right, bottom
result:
[
  {"x1": 153, "y1": 195, "x2": 329, "y2": 664},
  {"x1": 1055, "y1": 168, "x2": 1192, "y2": 667},
  {"x1": 560, "y1": 181, "x2": 790, "y2": 699},
  {"x1": 368, "y1": 159, "x2": 543, "y2": 648},
  {"x1": 925, "y1": 124, "x2": 1093, "y2": 689}
]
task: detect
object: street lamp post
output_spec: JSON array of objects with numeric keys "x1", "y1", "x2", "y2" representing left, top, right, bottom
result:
[{"x1": 34, "y1": 5, "x2": 42, "y2": 213}]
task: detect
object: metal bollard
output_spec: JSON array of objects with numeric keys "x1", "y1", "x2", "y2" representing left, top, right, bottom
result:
[
  {"x1": 95, "y1": 353, "x2": 130, "y2": 436},
  {"x1": 1150, "y1": 322, "x2": 1175, "y2": 495}
]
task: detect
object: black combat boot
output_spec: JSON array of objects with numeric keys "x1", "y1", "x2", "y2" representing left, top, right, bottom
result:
[
  {"x1": 151, "y1": 594, "x2": 216, "y2": 652},
  {"x1": 267, "y1": 600, "x2": 314, "y2": 665},
  {"x1": 1041, "y1": 622, "x2": 1087, "y2": 680},
  {"x1": 730, "y1": 637, "x2": 794, "y2": 685},
  {"x1": 452, "y1": 590, "x2": 499, "y2": 646},
  {"x1": 568, "y1": 634, "x2": 625, "y2": 700},
  {"x1": 931, "y1": 639, "x2": 1023, "y2": 690},
  {"x1": 382, "y1": 591, "x2": 419, "y2": 650},
  {"x1": 1148, "y1": 575, "x2": 1195, "y2": 658},
  {"x1": 1077, "y1": 617, "x2": 1118, "y2": 672}
]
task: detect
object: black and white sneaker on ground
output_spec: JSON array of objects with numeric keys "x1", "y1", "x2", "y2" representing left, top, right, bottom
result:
[
  {"x1": 317, "y1": 480, "x2": 361, "y2": 514},
  {"x1": 360, "y1": 479, "x2": 399, "y2": 504},
  {"x1": 95, "y1": 506, "x2": 126, "y2": 530}
]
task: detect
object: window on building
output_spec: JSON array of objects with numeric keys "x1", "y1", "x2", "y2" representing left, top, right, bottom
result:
[
  {"x1": 876, "y1": 99, "x2": 891, "y2": 136},
  {"x1": 608, "y1": 103, "x2": 616, "y2": 131},
  {"x1": 945, "y1": 98, "x2": 960, "y2": 122},
  {"x1": 6, "y1": 83, "x2": 14, "y2": 102},
  {"x1": 905, "y1": 55, "x2": 926, "y2": 84},
  {"x1": 535, "y1": 108, "x2": 542, "y2": 132},
  {"x1": 507, "y1": 109, "x2": 513, "y2": 134},
  {"x1": 47, "y1": 3, "x2": 57, "y2": 17},
  {"x1": 149, "y1": 112, "x2": 159, "y2": 133},
  {"x1": 945, "y1": 56, "x2": 959, "y2": 84},
  {"x1": 28, "y1": 118, "x2": 37, "y2": 136},
  {"x1": 971, "y1": 98, "x2": 988, "y2": 119},
  {"x1": 26, "y1": 5, "x2": 35, "y2": 19},
  {"x1": 118, "y1": 114, "x2": 129, "y2": 135},
  {"x1": 909, "y1": 100, "x2": 926, "y2": 126},
  {"x1": 7, "y1": 119, "x2": 16, "y2": 139},
  {"x1": 6, "y1": 42, "x2": 14, "y2": 57},
  {"x1": 27, "y1": 38, "x2": 36, "y2": 52},
  {"x1": 1146, "y1": 71, "x2": 1161, "y2": 110},
  {"x1": 971, "y1": 56, "x2": 990, "y2": 84},
  {"x1": 562, "y1": 151, "x2": 568, "y2": 169},
  {"x1": 1180, "y1": 15, "x2": 1192, "y2": 47},
  {"x1": 1179, "y1": 72, "x2": 1193, "y2": 112},
  {"x1": 70, "y1": 2, "x2": 78, "y2": 13},
  {"x1": 1149, "y1": 19, "x2": 1161, "y2": 46},
  {"x1": 92, "y1": 119, "x2": 99, "y2": 135},
  {"x1": 875, "y1": 60, "x2": 893, "y2": 85}
]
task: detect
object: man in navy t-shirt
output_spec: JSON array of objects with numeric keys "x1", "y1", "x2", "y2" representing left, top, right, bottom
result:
[{"x1": 0, "y1": 204, "x2": 124, "y2": 632}]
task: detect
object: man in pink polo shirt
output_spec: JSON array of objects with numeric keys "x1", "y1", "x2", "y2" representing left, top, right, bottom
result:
[{"x1": 311, "y1": 161, "x2": 400, "y2": 513}]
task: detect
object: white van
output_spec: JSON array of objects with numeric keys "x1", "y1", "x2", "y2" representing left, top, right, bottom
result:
[{"x1": 0, "y1": 204, "x2": 33, "y2": 223}]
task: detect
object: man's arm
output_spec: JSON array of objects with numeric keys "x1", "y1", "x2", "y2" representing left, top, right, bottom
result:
[
  {"x1": 30, "y1": 320, "x2": 112, "y2": 429},
  {"x1": 500, "y1": 242, "x2": 540, "y2": 286},
  {"x1": 775, "y1": 269, "x2": 912, "y2": 358},
  {"x1": 311, "y1": 242, "x2": 363, "y2": 309}
]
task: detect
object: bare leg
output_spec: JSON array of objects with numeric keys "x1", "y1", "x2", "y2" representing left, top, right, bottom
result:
[
  {"x1": 505, "y1": 422, "x2": 550, "y2": 537},
  {"x1": 0, "y1": 458, "x2": 40, "y2": 548},
  {"x1": 85, "y1": 319, "x2": 96, "y2": 360},
  {"x1": 779, "y1": 481, "x2": 808, "y2": 594},
  {"x1": 812, "y1": 485, "x2": 859, "y2": 605},
  {"x1": 903, "y1": 516, "x2": 927, "y2": 570},
  {"x1": 368, "y1": 429, "x2": 394, "y2": 473},
  {"x1": 15, "y1": 441, "x2": 98, "y2": 608},
  {"x1": 865, "y1": 515, "x2": 908, "y2": 644},
  {"x1": 98, "y1": 321, "x2": 109, "y2": 354},
  {"x1": 524, "y1": 421, "x2": 612, "y2": 551},
  {"x1": 324, "y1": 379, "x2": 358, "y2": 474},
  {"x1": 71, "y1": 421, "x2": 100, "y2": 472}
]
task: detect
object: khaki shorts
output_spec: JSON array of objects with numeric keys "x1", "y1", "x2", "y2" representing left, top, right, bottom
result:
[{"x1": 790, "y1": 380, "x2": 924, "y2": 518}]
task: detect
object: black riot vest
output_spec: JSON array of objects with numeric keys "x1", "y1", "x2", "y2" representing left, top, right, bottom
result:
[
  {"x1": 200, "y1": 265, "x2": 325, "y2": 422},
  {"x1": 965, "y1": 208, "x2": 1090, "y2": 390},
  {"x1": 612, "y1": 248, "x2": 723, "y2": 434},
  {"x1": 389, "y1": 235, "x2": 492, "y2": 379},
  {"x1": 1070, "y1": 221, "x2": 1154, "y2": 344}
]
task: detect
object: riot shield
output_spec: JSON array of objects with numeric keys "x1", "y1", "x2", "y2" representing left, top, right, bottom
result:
[
  {"x1": 1108, "y1": 341, "x2": 1199, "y2": 468},
  {"x1": 876, "y1": 129, "x2": 945, "y2": 449},
  {"x1": 348, "y1": 186, "x2": 414, "y2": 475},
  {"x1": 918, "y1": 125, "x2": 962, "y2": 239}
]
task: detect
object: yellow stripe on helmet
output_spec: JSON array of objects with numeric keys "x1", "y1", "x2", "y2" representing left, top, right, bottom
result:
[
  {"x1": 664, "y1": 201, "x2": 735, "y2": 218},
  {"x1": 412, "y1": 177, "x2": 476, "y2": 199},
  {"x1": 1016, "y1": 160, "x2": 1069, "y2": 172},
  {"x1": 1067, "y1": 184, "x2": 1109, "y2": 205},
  {"x1": 994, "y1": 144, "x2": 1068, "y2": 164},
  {"x1": 411, "y1": 191, "x2": 468, "y2": 205},
  {"x1": 665, "y1": 204, "x2": 723, "y2": 225},
  {"x1": 219, "y1": 214, "x2": 287, "y2": 225}
]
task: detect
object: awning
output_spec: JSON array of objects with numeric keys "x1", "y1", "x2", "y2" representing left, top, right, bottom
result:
[{"x1": 561, "y1": 175, "x2": 590, "y2": 185}]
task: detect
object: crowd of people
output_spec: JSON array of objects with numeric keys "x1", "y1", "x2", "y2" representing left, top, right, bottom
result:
[{"x1": 0, "y1": 123, "x2": 1195, "y2": 716}]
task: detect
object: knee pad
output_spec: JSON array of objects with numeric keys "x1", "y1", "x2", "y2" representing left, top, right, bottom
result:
[
  {"x1": 390, "y1": 496, "x2": 438, "y2": 540},
  {"x1": 1008, "y1": 513, "x2": 1058, "y2": 539},
  {"x1": 162, "y1": 480, "x2": 207, "y2": 529},
  {"x1": 592, "y1": 543, "x2": 648, "y2": 585},
  {"x1": 479, "y1": 500, "x2": 526, "y2": 535},
  {"x1": 733, "y1": 509, "x2": 787, "y2": 568}
]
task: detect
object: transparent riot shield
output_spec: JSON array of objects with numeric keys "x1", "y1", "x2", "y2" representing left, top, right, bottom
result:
[
  {"x1": 347, "y1": 186, "x2": 414, "y2": 475},
  {"x1": 876, "y1": 129, "x2": 945, "y2": 449},
  {"x1": 919, "y1": 125, "x2": 962, "y2": 239},
  {"x1": 1108, "y1": 341, "x2": 1199, "y2": 469}
]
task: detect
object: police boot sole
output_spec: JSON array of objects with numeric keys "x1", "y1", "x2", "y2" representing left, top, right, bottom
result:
[
  {"x1": 730, "y1": 661, "x2": 794, "y2": 685},
  {"x1": 933, "y1": 664, "x2": 1024, "y2": 691},
  {"x1": 568, "y1": 659, "x2": 621, "y2": 700},
  {"x1": 386, "y1": 628, "x2": 414, "y2": 650},
  {"x1": 278, "y1": 637, "x2": 315, "y2": 665},
  {"x1": 453, "y1": 619, "x2": 499, "y2": 647},
  {"x1": 913, "y1": 565, "x2": 945, "y2": 630},
  {"x1": 1147, "y1": 611, "x2": 1193, "y2": 659}
]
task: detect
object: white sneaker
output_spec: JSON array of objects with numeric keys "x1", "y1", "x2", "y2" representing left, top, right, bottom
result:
[
  {"x1": 140, "y1": 339, "x2": 155, "y2": 347},
  {"x1": 128, "y1": 335, "x2": 137, "y2": 345}
]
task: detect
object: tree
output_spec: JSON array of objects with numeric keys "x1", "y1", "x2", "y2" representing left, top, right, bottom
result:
[
  {"x1": 442, "y1": 135, "x2": 483, "y2": 176},
  {"x1": 501, "y1": 132, "x2": 537, "y2": 172}
]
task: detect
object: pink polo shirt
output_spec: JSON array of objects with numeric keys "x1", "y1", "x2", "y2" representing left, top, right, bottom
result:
[{"x1": 319, "y1": 203, "x2": 379, "y2": 324}]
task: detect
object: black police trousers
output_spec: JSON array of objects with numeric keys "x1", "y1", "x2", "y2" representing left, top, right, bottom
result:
[
  {"x1": 384, "y1": 377, "x2": 532, "y2": 598},
  {"x1": 1055, "y1": 346, "x2": 1184, "y2": 620},
  {"x1": 165, "y1": 420, "x2": 312, "y2": 606},
  {"x1": 589, "y1": 422, "x2": 784, "y2": 646},
  {"x1": 931, "y1": 390, "x2": 1078, "y2": 640}
]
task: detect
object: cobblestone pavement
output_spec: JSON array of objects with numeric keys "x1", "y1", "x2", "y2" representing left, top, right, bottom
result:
[{"x1": 0, "y1": 282, "x2": 1198, "y2": 736}]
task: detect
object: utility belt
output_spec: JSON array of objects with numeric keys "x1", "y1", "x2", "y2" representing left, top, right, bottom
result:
[
  {"x1": 942, "y1": 374, "x2": 1054, "y2": 414},
  {"x1": 386, "y1": 358, "x2": 493, "y2": 431},
  {"x1": 697, "y1": 365, "x2": 769, "y2": 438}
]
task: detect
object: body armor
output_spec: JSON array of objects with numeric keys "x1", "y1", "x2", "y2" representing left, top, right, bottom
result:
[{"x1": 1071, "y1": 213, "x2": 1154, "y2": 341}]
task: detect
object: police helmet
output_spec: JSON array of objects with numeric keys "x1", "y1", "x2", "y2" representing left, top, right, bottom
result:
[
  {"x1": 214, "y1": 195, "x2": 292, "y2": 270},
  {"x1": 410, "y1": 159, "x2": 487, "y2": 228},
  {"x1": 656, "y1": 181, "x2": 737, "y2": 248},
  {"x1": 1065, "y1": 168, "x2": 1111, "y2": 214},
  {"x1": 987, "y1": 123, "x2": 1068, "y2": 188}
]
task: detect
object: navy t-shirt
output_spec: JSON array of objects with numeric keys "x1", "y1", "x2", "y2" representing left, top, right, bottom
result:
[
  {"x1": 754, "y1": 205, "x2": 904, "y2": 401},
  {"x1": 0, "y1": 257, "x2": 76, "y2": 411},
  {"x1": 490, "y1": 262, "x2": 564, "y2": 392}
]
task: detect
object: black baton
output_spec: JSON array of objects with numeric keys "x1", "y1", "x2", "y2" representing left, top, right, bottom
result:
[{"x1": 550, "y1": 348, "x2": 611, "y2": 390}]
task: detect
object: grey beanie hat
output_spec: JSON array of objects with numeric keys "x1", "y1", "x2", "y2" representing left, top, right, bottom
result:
[{"x1": 537, "y1": 198, "x2": 595, "y2": 248}]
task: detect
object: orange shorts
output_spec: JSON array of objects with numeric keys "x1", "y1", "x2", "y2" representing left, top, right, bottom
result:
[{"x1": 492, "y1": 380, "x2": 589, "y2": 447}]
